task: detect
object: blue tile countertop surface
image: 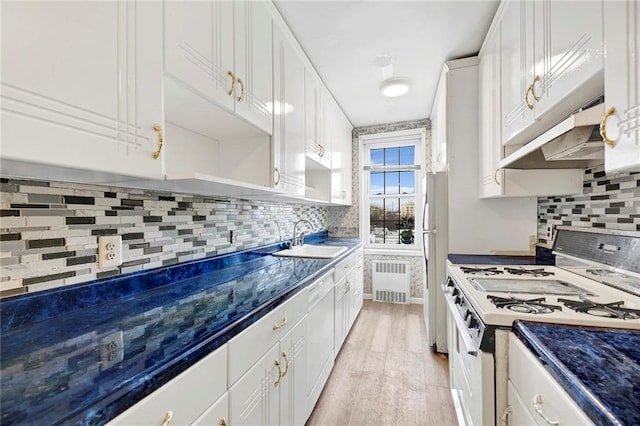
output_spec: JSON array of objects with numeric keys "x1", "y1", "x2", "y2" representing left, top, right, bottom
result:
[
  {"x1": 513, "y1": 321, "x2": 640, "y2": 426},
  {"x1": 448, "y1": 246, "x2": 555, "y2": 266},
  {"x1": 0, "y1": 232, "x2": 361, "y2": 426}
]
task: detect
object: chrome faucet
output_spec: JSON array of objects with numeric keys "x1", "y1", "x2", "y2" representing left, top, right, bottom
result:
[{"x1": 292, "y1": 219, "x2": 313, "y2": 247}]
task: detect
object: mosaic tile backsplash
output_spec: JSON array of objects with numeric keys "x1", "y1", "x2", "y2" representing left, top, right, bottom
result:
[
  {"x1": 0, "y1": 178, "x2": 327, "y2": 298},
  {"x1": 538, "y1": 166, "x2": 640, "y2": 245}
]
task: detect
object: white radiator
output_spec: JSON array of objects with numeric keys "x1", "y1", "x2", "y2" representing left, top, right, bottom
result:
[{"x1": 372, "y1": 260, "x2": 410, "y2": 304}]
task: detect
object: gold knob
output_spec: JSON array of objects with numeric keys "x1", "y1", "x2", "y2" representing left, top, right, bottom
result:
[
  {"x1": 281, "y1": 352, "x2": 289, "y2": 377},
  {"x1": 160, "y1": 411, "x2": 173, "y2": 426},
  {"x1": 274, "y1": 168, "x2": 281, "y2": 186},
  {"x1": 152, "y1": 124, "x2": 163, "y2": 159},
  {"x1": 494, "y1": 168, "x2": 501, "y2": 186},
  {"x1": 273, "y1": 316, "x2": 288, "y2": 330},
  {"x1": 524, "y1": 85, "x2": 535, "y2": 110},
  {"x1": 227, "y1": 71, "x2": 236, "y2": 97},
  {"x1": 274, "y1": 359, "x2": 282, "y2": 386},
  {"x1": 220, "y1": 417, "x2": 228, "y2": 426},
  {"x1": 236, "y1": 77, "x2": 244, "y2": 102},
  {"x1": 600, "y1": 106, "x2": 617, "y2": 147},
  {"x1": 531, "y1": 75, "x2": 541, "y2": 102}
]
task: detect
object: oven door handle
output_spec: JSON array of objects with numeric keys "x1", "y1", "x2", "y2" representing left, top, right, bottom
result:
[{"x1": 442, "y1": 285, "x2": 479, "y2": 356}]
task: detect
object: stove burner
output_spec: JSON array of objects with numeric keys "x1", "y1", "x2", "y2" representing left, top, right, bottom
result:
[
  {"x1": 504, "y1": 267, "x2": 555, "y2": 277},
  {"x1": 487, "y1": 295, "x2": 562, "y2": 315},
  {"x1": 460, "y1": 266, "x2": 503, "y2": 275},
  {"x1": 558, "y1": 298, "x2": 640, "y2": 320},
  {"x1": 586, "y1": 269, "x2": 620, "y2": 277}
]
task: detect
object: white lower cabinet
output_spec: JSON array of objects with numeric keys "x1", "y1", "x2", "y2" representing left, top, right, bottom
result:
[
  {"x1": 507, "y1": 333, "x2": 593, "y2": 426},
  {"x1": 278, "y1": 316, "x2": 308, "y2": 426},
  {"x1": 333, "y1": 251, "x2": 364, "y2": 356},
  {"x1": 108, "y1": 345, "x2": 227, "y2": 425}
]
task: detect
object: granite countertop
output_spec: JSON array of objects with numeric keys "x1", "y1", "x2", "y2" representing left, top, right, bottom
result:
[
  {"x1": 448, "y1": 246, "x2": 555, "y2": 266},
  {"x1": 0, "y1": 233, "x2": 361, "y2": 425},
  {"x1": 513, "y1": 321, "x2": 640, "y2": 426}
]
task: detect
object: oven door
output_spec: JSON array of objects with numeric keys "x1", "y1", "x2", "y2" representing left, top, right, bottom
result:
[{"x1": 446, "y1": 297, "x2": 495, "y2": 426}]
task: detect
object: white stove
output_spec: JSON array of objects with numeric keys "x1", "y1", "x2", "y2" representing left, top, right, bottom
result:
[{"x1": 443, "y1": 227, "x2": 640, "y2": 426}]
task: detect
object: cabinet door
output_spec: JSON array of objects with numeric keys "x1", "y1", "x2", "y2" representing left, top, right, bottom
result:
[
  {"x1": 164, "y1": 0, "x2": 234, "y2": 114},
  {"x1": 431, "y1": 70, "x2": 448, "y2": 172},
  {"x1": 1, "y1": 1, "x2": 163, "y2": 180},
  {"x1": 279, "y1": 316, "x2": 308, "y2": 426},
  {"x1": 273, "y1": 24, "x2": 306, "y2": 196},
  {"x1": 234, "y1": 0, "x2": 273, "y2": 134},
  {"x1": 532, "y1": 0, "x2": 604, "y2": 119},
  {"x1": 500, "y1": 0, "x2": 535, "y2": 146},
  {"x1": 304, "y1": 71, "x2": 331, "y2": 167},
  {"x1": 229, "y1": 344, "x2": 280, "y2": 426},
  {"x1": 603, "y1": 0, "x2": 640, "y2": 173},
  {"x1": 192, "y1": 392, "x2": 229, "y2": 426},
  {"x1": 334, "y1": 279, "x2": 349, "y2": 354},
  {"x1": 349, "y1": 262, "x2": 364, "y2": 327},
  {"x1": 329, "y1": 102, "x2": 353, "y2": 204},
  {"x1": 479, "y1": 22, "x2": 503, "y2": 198}
]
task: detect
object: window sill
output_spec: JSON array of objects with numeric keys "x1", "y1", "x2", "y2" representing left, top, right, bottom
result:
[{"x1": 364, "y1": 248, "x2": 424, "y2": 257}]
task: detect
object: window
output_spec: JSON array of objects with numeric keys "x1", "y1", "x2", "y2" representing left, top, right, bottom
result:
[{"x1": 361, "y1": 129, "x2": 424, "y2": 251}]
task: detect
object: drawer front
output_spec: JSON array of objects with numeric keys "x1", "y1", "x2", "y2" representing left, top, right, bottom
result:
[
  {"x1": 192, "y1": 391, "x2": 228, "y2": 426},
  {"x1": 333, "y1": 253, "x2": 355, "y2": 283},
  {"x1": 508, "y1": 334, "x2": 593, "y2": 426},
  {"x1": 228, "y1": 288, "x2": 308, "y2": 386},
  {"x1": 109, "y1": 344, "x2": 227, "y2": 426}
]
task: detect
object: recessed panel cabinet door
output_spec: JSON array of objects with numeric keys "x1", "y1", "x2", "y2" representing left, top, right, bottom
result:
[
  {"x1": 164, "y1": 0, "x2": 234, "y2": 113},
  {"x1": 279, "y1": 316, "x2": 308, "y2": 426},
  {"x1": 0, "y1": 1, "x2": 163, "y2": 179},
  {"x1": 603, "y1": 0, "x2": 640, "y2": 173}
]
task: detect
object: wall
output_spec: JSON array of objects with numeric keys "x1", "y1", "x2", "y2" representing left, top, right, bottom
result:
[
  {"x1": 328, "y1": 118, "x2": 431, "y2": 299},
  {"x1": 0, "y1": 178, "x2": 327, "y2": 298},
  {"x1": 538, "y1": 165, "x2": 640, "y2": 244}
]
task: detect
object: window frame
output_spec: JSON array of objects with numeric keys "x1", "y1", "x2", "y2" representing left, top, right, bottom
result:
[{"x1": 359, "y1": 128, "x2": 425, "y2": 254}]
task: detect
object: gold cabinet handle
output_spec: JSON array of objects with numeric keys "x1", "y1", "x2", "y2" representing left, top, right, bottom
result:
[
  {"x1": 345, "y1": 281, "x2": 350, "y2": 294},
  {"x1": 494, "y1": 168, "x2": 501, "y2": 186},
  {"x1": 531, "y1": 75, "x2": 542, "y2": 102},
  {"x1": 152, "y1": 124, "x2": 163, "y2": 159},
  {"x1": 160, "y1": 411, "x2": 173, "y2": 426},
  {"x1": 236, "y1": 77, "x2": 244, "y2": 102},
  {"x1": 319, "y1": 144, "x2": 324, "y2": 157},
  {"x1": 227, "y1": 71, "x2": 236, "y2": 97},
  {"x1": 524, "y1": 84, "x2": 535, "y2": 110},
  {"x1": 281, "y1": 352, "x2": 289, "y2": 377},
  {"x1": 274, "y1": 168, "x2": 281, "y2": 186},
  {"x1": 532, "y1": 394, "x2": 559, "y2": 425},
  {"x1": 274, "y1": 359, "x2": 283, "y2": 386},
  {"x1": 220, "y1": 417, "x2": 227, "y2": 426},
  {"x1": 273, "y1": 316, "x2": 288, "y2": 330},
  {"x1": 600, "y1": 106, "x2": 617, "y2": 147}
]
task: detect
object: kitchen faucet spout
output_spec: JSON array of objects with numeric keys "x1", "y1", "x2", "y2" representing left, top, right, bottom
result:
[{"x1": 292, "y1": 219, "x2": 313, "y2": 247}]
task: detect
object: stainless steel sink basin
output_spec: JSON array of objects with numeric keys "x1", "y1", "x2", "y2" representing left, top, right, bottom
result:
[{"x1": 273, "y1": 245, "x2": 348, "y2": 259}]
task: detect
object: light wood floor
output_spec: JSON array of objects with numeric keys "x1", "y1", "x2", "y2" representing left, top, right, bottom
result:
[{"x1": 307, "y1": 300, "x2": 457, "y2": 426}]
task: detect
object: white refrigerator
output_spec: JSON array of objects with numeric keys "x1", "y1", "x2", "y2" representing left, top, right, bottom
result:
[{"x1": 422, "y1": 171, "x2": 449, "y2": 353}]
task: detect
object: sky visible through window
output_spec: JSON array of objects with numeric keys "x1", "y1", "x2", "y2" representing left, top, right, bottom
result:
[{"x1": 369, "y1": 146, "x2": 416, "y2": 245}]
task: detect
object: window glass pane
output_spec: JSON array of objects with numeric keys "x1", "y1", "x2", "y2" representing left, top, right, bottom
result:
[
  {"x1": 370, "y1": 148, "x2": 384, "y2": 166},
  {"x1": 399, "y1": 146, "x2": 415, "y2": 165},
  {"x1": 384, "y1": 171, "x2": 400, "y2": 195},
  {"x1": 399, "y1": 171, "x2": 415, "y2": 194},
  {"x1": 369, "y1": 198, "x2": 385, "y2": 244},
  {"x1": 370, "y1": 172, "x2": 384, "y2": 195},
  {"x1": 384, "y1": 147, "x2": 399, "y2": 166},
  {"x1": 384, "y1": 197, "x2": 400, "y2": 245},
  {"x1": 398, "y1": 197, "x2": 415, "y2": 244}
]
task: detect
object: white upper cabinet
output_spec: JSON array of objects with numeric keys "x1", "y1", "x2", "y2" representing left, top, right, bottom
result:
[
  {"x1": 305, "y1": 70, "x2": 331, "y2": 169},
  {"x1": 0, "y1": 1, "x2": 164, "y2": 182},
  {"x1": 273, "y1": 22, "x2": 306, "y2": 197},
  {"x1": 431, "y1": 69, "x2": 448, "y2": 172},
  {"x1": 498, "y1": 0, "x2": 604, "y2": 147},
  {"x1": 164, "y1": 0, "x2": 272, "y2": 134},
  {"x1": 328, "y1": 98, "x2": 353, "y2": 205},
  {"x1": 602, "y1": 0, "x2": 640, "y2": 173}
]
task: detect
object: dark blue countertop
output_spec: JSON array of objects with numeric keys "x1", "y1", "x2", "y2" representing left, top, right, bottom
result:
[
  {"x1": 0, "y1": 232, "x2": 361, "y2": 425},
  {"x1": 513, "y1": 321, "x2": 640, "y2": 426}
]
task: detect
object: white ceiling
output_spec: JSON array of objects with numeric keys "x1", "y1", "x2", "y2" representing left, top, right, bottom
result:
[{"x1": 273, "y1": 0, "x2": 500, "y2": 127}]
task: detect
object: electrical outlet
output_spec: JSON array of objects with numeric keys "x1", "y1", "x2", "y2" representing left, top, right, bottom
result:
[
  {"x1": 98, "y1": 236, "x2": 122, "y2": 268},
  {"x1": 99, "y1": 330, "x2": 124, "y2": 371},
  {"x1": 546, "y1": 225, "x2": 556, "y2": 244}
]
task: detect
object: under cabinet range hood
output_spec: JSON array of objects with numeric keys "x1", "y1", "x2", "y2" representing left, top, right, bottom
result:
[{"x1": 499, "y1": 103, "x2": 605, "y2": 169}]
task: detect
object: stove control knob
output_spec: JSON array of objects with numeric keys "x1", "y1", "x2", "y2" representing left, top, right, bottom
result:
[
  {"x1": 455, "y1": 296, "x2": 462, "y2": 305},
  {"x1": 469, "y1": 317, "x2": 478, "y2": 329},
  {"x1": 452, "y1": 288, "x2": 460, "y2": 296},
  {"x1": 464, "y1": 310, "x2": 471, "y2": 321}
]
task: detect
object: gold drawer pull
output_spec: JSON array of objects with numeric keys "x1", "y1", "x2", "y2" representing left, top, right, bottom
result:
[
  {"x1": 227, "y1": 71, "x2": 236, "y2": 96},
  {"x1": 281, "y1": 352, "x2": 289, "y2": 377},
  {"x1": 600, "y1": 106, "x2": 617, "y2": 147},
  {"x1": 160, "y1": 411, "x2": 173, "y2": 426},
  {"x1": 525, "y1": 84, "x2": 535, "y2": 110},
  {"x1": 220, "y1": 417, "x2": 228, "y2": 426},
  {"x1": 531, "y1": 75, "x2": 541, "y2": 102},
  {"x1": 236, "y1": 77, "x2": 244, "y2": 102},
  {"x1": 494, "y1": 168, "x2": 501, "y2": 186},
  {"x1": 274, "y1": 359, "x2": 283, "y2": 386},
  {"x1": 274, "y1": 168, "x2": 281, "y2": 186},
  {"x1": 273, "y1": 316, "x2": 288, "y2": 330},
  {"x1": 532, "y1": 394, "x2": 559, "y2": 425},
  {"x1": 152, "y1": 124, "x2": 163, "y2": 159}
]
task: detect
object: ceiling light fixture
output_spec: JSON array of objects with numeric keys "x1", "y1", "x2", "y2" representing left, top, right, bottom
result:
[{"x1": 379, "y1": 77, "x2": 409, "y2": 97}]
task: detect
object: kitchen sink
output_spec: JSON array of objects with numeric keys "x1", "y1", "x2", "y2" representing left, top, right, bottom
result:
[{"x1": 272, "y1": 245, "x2": 348, "y2": 259}]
